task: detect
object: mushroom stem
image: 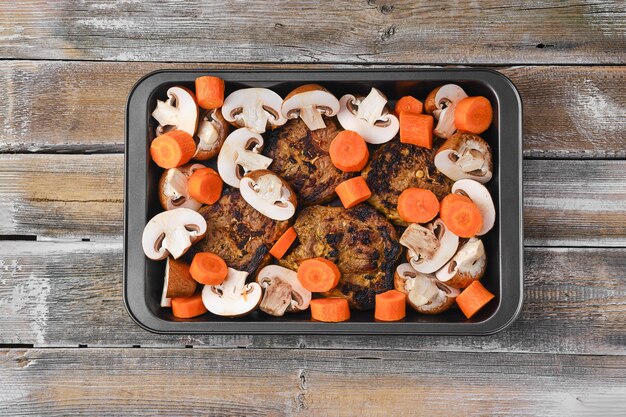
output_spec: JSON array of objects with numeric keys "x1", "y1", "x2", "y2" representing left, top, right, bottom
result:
[
  {"x1": 243, "y1": 103, "x2": 270, "y2": 134},
  {"x1": 300, "y1": 106, "x2": 327, "y2": 131},
  {"x1": 236, "y1": 149, "x2": 273, "y2": 173},
  {"x1": 166, "y1": 226, "x2": 193, "y2": 259},
  {"x1": 356, "y1": 88, "x2": 388, "y2": 125}
]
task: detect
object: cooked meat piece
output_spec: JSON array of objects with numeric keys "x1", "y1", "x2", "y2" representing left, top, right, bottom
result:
[
  {"x1": 279, "y1": 205, "x2": 400, "y2": 310},
  {"x1": 362, "y1": 140, "x2": 453, "y2": 226},
  {"x1": 264, "y1": 117, "x2": 352, "y2": 205},
  {"x1": 185, "y1": 188, "x2": 290, "y2": 276}
]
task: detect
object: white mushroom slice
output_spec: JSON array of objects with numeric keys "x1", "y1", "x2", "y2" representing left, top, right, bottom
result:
[
  {"x1": 394, "y1": 263, "x2": 459, "y2": 314},
  {"x1": 193, "y1": 109, "x2": 230, "y2": 160},
  {"x1": 336, "y1": 88, "x2": 399, "y2": 144},
  {"x1": 432, "y1": 84, "x2": 468, "y2": 139},
  {"x1": 281, "y1": 84, "x2": 340, "y2": 131},
  {"x1": 402, "y1": 220, "x2": 459, "y2": 274},
  {"x1": 141, "y1": 208, "x2": 207, "y2": 260},
  {"x1": 221, "y1": 88, "x2": 287, "y2": 133},
  {"x1": 202, "y1": 268, "x2": 262, "y2": 317},
  {"x1": 436, "y1": 238, "x2": 486, "y2": 289},
  {"x1": 158, "y1": 163, "x2": 205, "y2": 211},
  {"x1": 434, "y1": 132, "x2": 493, "y2": 183},
  {"x1": 151, "y1": 86, "x2": 199, "y2": 136},
  {"x1": 217, "y1": 127, "x2": 273, "y2": 188},
  {"x1": 161, "y1": 257, "x2": 197, "y2": 307},
  {"x1": 256, "y1": 265, "x2": 312, "y2": 316},
  {"x1": 452, "y1": 179, "x2": 496, "y2": 235},
  {"x1": 240, "y1": 170, "x2": 297, "y2": 221}
]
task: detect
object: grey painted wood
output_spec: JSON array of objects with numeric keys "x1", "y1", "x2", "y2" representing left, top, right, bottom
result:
[
  {"x1": 1, "y1": 348, "x2": 625, "y2": 416},
  {"x1": 1, "y1": 242, "x2": 624, "y2": 354},
  {"x1": 1, "y1": 1, "x2": 625, "y2": 64},
  {"x1": 1, "y1": 61, "x2": 625, "y2": 158}
]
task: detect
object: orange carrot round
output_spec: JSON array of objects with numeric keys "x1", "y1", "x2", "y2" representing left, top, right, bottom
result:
[
  {"x1": 269, "y1": 227, "x2": 297, "y2": 259},
  {"x1": 150, "y1": 130, "x2": 196, "y2": 169},
  {"x1": 189, "y1": 252, "x2": 228, "y2": 285},
  {"x1": 374, "y1": 289, "x2": 407, "y2": 321},
  {"x1": 310, "y1": 298, "x2": 350, "y2": 322},
  {"x1": 455, "y1": 280, "x2": 495, "y2": 319},
  {"x1": 171, "y1": 292, "x2": 208, "y2": 318},
  {"x1": 439, "y1": 194, "x2": 483, "y2": 238},
  {"x1": 188, "y1": 168, "x2": 223, "y2": 205},
  {"x1": 195, "y1": 76, "x2": 225, "y2": 110},
  {"x1": 397, "y1": 188, "x2": 439, "y2": 223},
  {"x1": 395, "y1": 96, "x2": 423, "y2": 115},
  {"x1": 329, "y1": 130, "x2": 369, "y2": 172},
  {"x1": 454, "y1": 96, "x2": 493, "y2": 134},
  {"x1": 399, "y1": 112, "x2": 434, "y2": 149},
  {"x1": 297, "y1": 258, "x2": 341, "y2": 292},
  {"x1": 335, "y1": 176, "x2": 372, "y2": 209}
]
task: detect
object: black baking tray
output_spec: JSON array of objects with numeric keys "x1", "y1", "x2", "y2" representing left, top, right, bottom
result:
[{"x1": 124, "y1": 69, "x2": 523, "y2": 335}]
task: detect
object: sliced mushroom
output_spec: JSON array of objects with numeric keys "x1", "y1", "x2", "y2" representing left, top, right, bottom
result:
[
  {"x1": 424, "y1": 86, "x2": 441, "y2": 115},
  {"x1": 158, "y1": 163, "x2": 206, "y2": 211},
  {"x1": 402, "y1": 220, "x2": 460, "y2": 274},
  {"x1": 141, "y1": 208, "x2": 207, "y2": 260},
  {"x1": 151, "y1": 86, "x2": 199, "y2": 136},
  {"x1": 431, "y1": 84, "x2": 468, "y2": 139},
  {"x1": 221, "y1": 88, "x2": 287, "y2": 133},
  {"x1": 436, "y1": 238, "x2": 486, "y2": 289},
  {"x1": 281, "y1": 84, "x2": 340, "y2": 131},
  {"x1": 256, "y1": 265, "x2": 312, "y2": 316},
  {"x1": 217, "y1": 127, "x2": 273, "y2": 188},
  {"x1": 394, "y1": 263, "x2": 459, "y2": 314},
  {"x1": 201, "y1": 267, "x2": 262, "y2": 317},
  {"x1": 452, "y1": 179, "x2": 496, "y2": 235},
  {"x1": 434, "y1": 132, "x2": 493, "y2": 183},
  {"x1": 240, "y1": 170, "x2": 297, "y2": 221},
  {"x1": 336, "y1": 87, "x2": 399, "y2": 144},
  {"x1": 161, "y1": 257, "x2": 197, "y2": 307},
  {"x1": 193, "y1": 109, "x2": 230, "y2": 160}
]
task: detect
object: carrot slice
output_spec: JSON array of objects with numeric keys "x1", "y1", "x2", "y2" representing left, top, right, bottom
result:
[
  {"x1": 150, "y1": 130, "x2": 196, "y2": 169},
  {"x1": 195, "y1": 76, "x2": 225, "y2": 110},
  {"x1": 439, "y1": 193, "x2": 483, "y2": 238},
  {"x1": 454, "y1": 96, "x2": 493, "y2": 134},
  {"x1": 374, "y1": 289, "x2": 407, "y2": 321},
  {"x1": 399, "y1": 112, "x2": 434, "y2": 149},
  {"x1": 395, "y1": 96, "x2": 423, "y2": 115},
  {"x1": 456, "y1": 280, "x2": 495, "y2": 319},
  {"x1": 297, "y1": 258, "x2": 341, "y2": 292},
  {"x1": 189, "y1": 252, "x2": 228, "y2": 285},
  {"x1": 397, "y1": 187, "x2": 439, "y2": 223},
  {"x1": 310, "y1": 298, "x2": 350, "y2": 322},
  {"x1": 335, "y1": 176, "x2": 372, "y2": 209},
  {"x1": 171, "y1": 291, "x2": 208, "y2": 318},
  {"x1": 188, "y1": 168, "x2": 223, "y2": 205},
  {"x1": 329, "y1": 130, "x2": 370, "y2": 172},
  {"x1": 269, "y1": 227, "x2": 297, "y2": 259}
]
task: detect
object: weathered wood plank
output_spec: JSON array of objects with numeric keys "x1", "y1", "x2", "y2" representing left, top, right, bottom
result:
[
  {"x1": 1, "y1": 61, "x2": 624, "y2": 158},
  {"x1": 2, "y1": 155, "x2": 625, "y2": 246},
  {"x1": 1, "y1": 1, "x2": 625, "y2": 64},
  {"x1": 1, "y1": 242, "x2": 624, "y2": 354},
  {"x1": 1, "y1": 348, "x2": 625, "y2": 416}
]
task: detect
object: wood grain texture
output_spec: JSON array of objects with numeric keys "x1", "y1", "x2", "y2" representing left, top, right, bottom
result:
[
  {"x1": 1, "y1": 61, "x2": 625, "y2": 158},
  {"x1": 1, "y1": 242, "x2": 624, "y2": 354},
  {"x1": 1, "y1": 348, "x2": 625, "y2": 416},
  {"x1": 2, "y1": 154, "x2": 625, "y2": 245},
  {"x1": 1, "y1": 1, "x2": 625, "y2": 64}
]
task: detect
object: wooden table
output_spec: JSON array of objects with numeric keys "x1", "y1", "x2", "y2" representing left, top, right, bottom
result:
[{"x1": 1, "y1": 1, "x2": 625, "y2": 415}]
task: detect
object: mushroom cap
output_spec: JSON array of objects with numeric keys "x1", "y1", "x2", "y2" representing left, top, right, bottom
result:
[
  {"x1": 221, "y1": 88, "x2": 287, "y2": 133},
  {"x1": 336, "y1": 88, "x2": 399, "y2": 144},
  {"x1": 193, "y1": 109, "x2": 230, "y2": 160},
  {"x1": 240, "y1": 169, "x2": 297, "y2": 221},
  {"x1": 161, "y1": 257, "x2": 197, "y2": 307},
  {"x1": 424, "y1": 86, "x2": 441, "y2": 115},
  {"x1": 402, "y1": 220, "x2": 460, "y2": 274},
  {"x1": 452, "y1": 179, "x2": 496, "y2": 235},
  {"x1": 256, "y1": 265, "x2": 312, "y2": 315},
  {"x1": 394, "y1": 262, "x2": 459, "y2": 314},
  {"x1": 141, "y1": 208, "x2": 207, "y2": 260},
  {"x1": 217, "y1": 127, "x2": 273, "y2": 188},
  {"x1": 436, "y1": 238, "x2": 487, "y2": 288},
  {"x1": 434, "y1": 132, "x2": 493, "y2": 183},
  {"x1": 281, "y1": 84, "x2": 340, "y2": 131},
  {"x1": 202, "y1": 267, "x2": 262, "y2": 317},
  {"x1": 151, "y1": 86, "x2": 199, "y2": 137},
  {"x1": 158, "y1": 163, "x2": 205, "y2": 211}
]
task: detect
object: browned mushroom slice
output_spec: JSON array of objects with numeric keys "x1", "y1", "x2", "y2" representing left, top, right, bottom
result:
[
  {"x1": 193, "y1": 109, "x2": 230, "y2": 160},
  {"x1": 161, "y1": 257, "x2": 197, "y2": 307},
  {"x1": 401, "y1": 220, "x2": 459, "y2": 274},
  {"x1": 434, "y1": 132, "x2": 493, "y2": 183},
  {"x1": 256, "y1": 265, "x2": 311, "y2": 316},
  {"x1": 436, "y1": 238, "x2": 486, "y2": 289},
  {"x1": 394, "y1": 263, "x2": 459, "y2": 314},
  {"x1": 158, "y1": 163, "x2": 206, "y2": 211}
]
